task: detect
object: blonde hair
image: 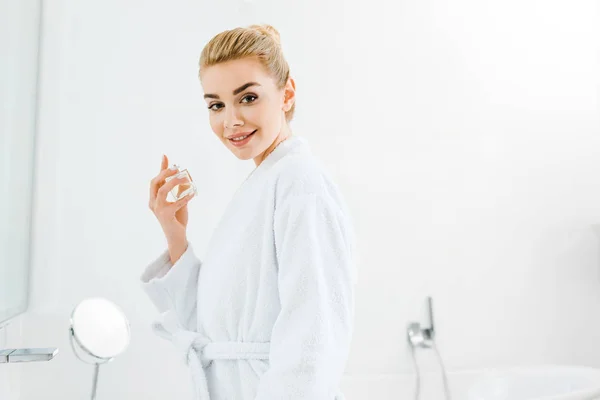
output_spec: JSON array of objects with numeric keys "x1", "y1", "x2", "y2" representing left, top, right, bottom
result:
[{"x1": 199, "y1": 24, "x2": 295, "y2": 123}]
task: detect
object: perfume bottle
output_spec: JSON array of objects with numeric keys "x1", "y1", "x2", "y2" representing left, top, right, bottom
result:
[{"x1": 164, "y1": 164, "x2": 198, "y2": 201}]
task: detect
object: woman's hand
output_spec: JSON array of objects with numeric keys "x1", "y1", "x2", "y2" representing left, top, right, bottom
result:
[{"x1": 149, "y1": 155, "x2": 195, "y2": 262}]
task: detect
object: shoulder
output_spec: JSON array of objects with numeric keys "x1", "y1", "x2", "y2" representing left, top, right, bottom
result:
[
  {"x1": 272, "y1": 151, "x2": 334, "y2": 199},
  {"x1": 271, "y1": 150, "x2": 357, "y2": 281},
  {"x1": 270, "y1": 151, "x2": 353, "y2": 222}
]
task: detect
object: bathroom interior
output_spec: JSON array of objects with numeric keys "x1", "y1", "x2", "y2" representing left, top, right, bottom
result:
[{"x1": 2, "y1": 0, "x2": 600, "y2": 399}]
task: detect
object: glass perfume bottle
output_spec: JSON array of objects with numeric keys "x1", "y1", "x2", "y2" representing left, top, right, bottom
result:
[{"x1": 164, "y1": 164, "x2": 197, "y2": 201}]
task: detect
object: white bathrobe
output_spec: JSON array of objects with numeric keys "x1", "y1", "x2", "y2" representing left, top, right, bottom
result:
[{"x1": 140, "y1": 135, "x2": 357, "y2": 400}]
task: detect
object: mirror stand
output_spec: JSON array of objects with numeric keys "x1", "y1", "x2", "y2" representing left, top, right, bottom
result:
[
  {"x1": 68, "y1": 298, "x2": 130, "y2": 400},
  {"x1": 68, "y1": 325, "x2": 113, "y2": 400}
]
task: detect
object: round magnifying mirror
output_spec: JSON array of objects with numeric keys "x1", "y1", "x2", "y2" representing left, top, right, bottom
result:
[{"x1": 69, "y1": 297, "x2": 130, "y2": 399}]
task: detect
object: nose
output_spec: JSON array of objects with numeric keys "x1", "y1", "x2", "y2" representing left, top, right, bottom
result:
[{"x1": 224, "y1": 108, "x2": 244, "y2": 130}]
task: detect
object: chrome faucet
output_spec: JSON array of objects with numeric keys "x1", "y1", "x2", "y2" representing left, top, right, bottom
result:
[
  {"x1": 406, "y1": 297, "x2": 452, "y2": 399},
  {"x1": 0, "y1": 348, "x2": 59, "y2": 363},
  {"x1": 407, "y1": 296, "x2": 435, "y2": 348}
]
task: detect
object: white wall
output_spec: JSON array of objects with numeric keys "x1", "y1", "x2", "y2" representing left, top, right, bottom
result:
[
  {"x1": 0, "y1": 0, "x2": 40, "y2": 397},
  {"x1": 11, "y1": 0, "x2": 600, "y2": 399},
  {"x1": 0, "y1": 0, "x2": 40, "y2": 326},
  {"x1": 0, "y1": 319, "x2": 23, "y2": 400}
]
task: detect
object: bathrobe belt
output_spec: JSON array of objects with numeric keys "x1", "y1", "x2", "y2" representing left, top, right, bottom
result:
[{"x1": 152, "y1": 310, "x2": 270, "y2": 400}]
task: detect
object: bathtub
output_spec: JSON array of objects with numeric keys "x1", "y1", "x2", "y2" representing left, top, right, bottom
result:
[{"x1": 340, "y1": 365, "x2": 600, "y2": 400}]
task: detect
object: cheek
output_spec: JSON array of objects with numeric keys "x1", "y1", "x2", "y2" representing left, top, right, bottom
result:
[
  {"x1": 209, "y1": 114, "x2": 222, "y2": 133},
  {"x1": 250, "y1": 101, "x2": 278, "y2": 126},
  {"x1": 242, "y1": 103, "x2": 264, "y2": 122}
]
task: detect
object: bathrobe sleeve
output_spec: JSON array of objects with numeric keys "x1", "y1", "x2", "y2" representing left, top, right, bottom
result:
[
  {"x1": 140, "y1": 241, "x2": 201, "y2": 330},
  {"x1": 254, "y1": 192, "x2": 355, "y2": 400}
]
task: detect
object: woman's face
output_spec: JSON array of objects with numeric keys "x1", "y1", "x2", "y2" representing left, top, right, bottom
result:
[{"x1": 200, "y1": 56, "x2": 295, "y2": 163}]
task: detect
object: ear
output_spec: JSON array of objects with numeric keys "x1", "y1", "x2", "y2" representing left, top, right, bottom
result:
[{"x1": 282, "y1": 77, "x2": 296, "y2": 112}]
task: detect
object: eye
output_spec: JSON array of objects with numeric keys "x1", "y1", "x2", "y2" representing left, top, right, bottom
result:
[
  {"x1": 241, "y1": 94, "x2": 257, "y2": 104},
  {"x1": 208, "y1": 103, "x2": 223, "y2": 111}
]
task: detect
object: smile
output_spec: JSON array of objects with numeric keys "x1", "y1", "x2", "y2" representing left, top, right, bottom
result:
[{"x1": 229, "y1": 130, "x2": 257, "y2": 147}]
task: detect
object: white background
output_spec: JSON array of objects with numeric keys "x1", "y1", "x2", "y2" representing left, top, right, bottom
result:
[{"x1": 1, "y1": 0, "x2": 600, "y2": 399}]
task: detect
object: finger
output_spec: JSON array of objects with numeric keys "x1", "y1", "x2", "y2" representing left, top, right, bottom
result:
[
  {"x1": 150, "y1": 170, "x2": 177, "y2": 206},
  {"x1": 172, "y1": 191, "x2": 195, "y2": 212},
  {"x1": 174, "y1": 173, "x2": 196, "y2": 197},
  {"x1": 165, "y1": 190, "x2": 194, "y2": 216},
  {"x1": 151, "y1": 155, "x2": 168, "y2": 207},
  {"x1": 157, "y1": 175, "x2": 189, "y2": 205},
  {"x1": 150, "y1": 163, "x2": 180, "y2": 205}
]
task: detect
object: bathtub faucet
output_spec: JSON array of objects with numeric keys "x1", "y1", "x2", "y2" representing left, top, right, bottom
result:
[{"x1": 407, "y1": 296, "x2": 435, "y2": 349}]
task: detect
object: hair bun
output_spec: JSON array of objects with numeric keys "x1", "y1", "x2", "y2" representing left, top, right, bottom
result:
[{"x1": 248, "y1": 24, "x2": 281, "y2": 46}]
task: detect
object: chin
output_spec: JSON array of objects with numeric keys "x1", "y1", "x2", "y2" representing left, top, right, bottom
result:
[
  {"x1": 234, "y1": 153, "x2": 255, "y2": 161},
  {"x1": 227, "y1": 145, "x2": 256, "y2": 160},
  {"x1": 226, "y1": 137, "x2": 263, "y2": 160}
]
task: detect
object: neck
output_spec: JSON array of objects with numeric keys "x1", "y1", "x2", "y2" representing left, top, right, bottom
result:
[{"x1": 254, "y1": 123, "x2": 293, "y2": 167}]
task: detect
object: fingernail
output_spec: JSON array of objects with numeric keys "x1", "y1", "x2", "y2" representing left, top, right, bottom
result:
[{"x1": 169, "y1": 164, "x2": 179, "y2": 171}]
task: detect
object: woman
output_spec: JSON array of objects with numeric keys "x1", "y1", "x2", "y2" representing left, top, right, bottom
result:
[{"x1": 141, "y1": 24, "x2": 356, "y2": 400}]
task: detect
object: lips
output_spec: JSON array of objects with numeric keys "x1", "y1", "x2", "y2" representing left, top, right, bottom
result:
[
  {"x1": 228, "y1": 130, "x2": 256, "y2": 140},
  {"x1": 228, "y1": 129, "x2": 257, "y2": 147}
]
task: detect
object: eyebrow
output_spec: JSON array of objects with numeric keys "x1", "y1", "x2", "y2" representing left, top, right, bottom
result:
[{"x1": 203, "y1": 82, "x2": 261, "y2": 99}]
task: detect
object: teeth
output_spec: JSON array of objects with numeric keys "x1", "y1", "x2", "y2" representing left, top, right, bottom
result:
[{"x1": 231, "y1": 131, "x2": 254, "y2": 141}]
